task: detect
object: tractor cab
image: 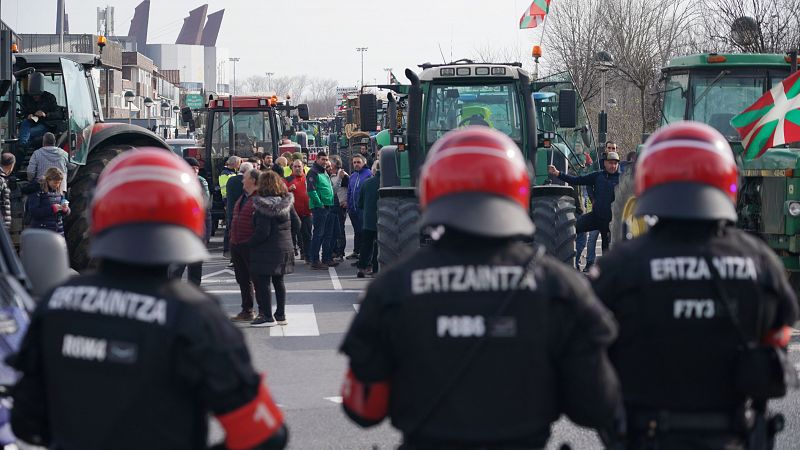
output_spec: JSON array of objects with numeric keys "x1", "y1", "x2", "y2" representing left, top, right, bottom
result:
[{"x1": 12, "y1": 53, "x2": 102, "y2": 164}]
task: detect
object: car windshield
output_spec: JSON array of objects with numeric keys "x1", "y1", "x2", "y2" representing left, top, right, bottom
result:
[
  {"x1": 426, "y1": 83, "x2": 522, "y2": 144},
  {"x1": 211, "y1": 110, "x2": 274, "y2": 159}
]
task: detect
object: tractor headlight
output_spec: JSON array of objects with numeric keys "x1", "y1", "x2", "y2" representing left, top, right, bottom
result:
[{"x1": 788, "y1": 201, "x2": 800, "y2": 217}]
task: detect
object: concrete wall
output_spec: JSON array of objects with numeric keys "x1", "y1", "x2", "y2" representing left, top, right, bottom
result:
[
  {"x1": 204, "y1": 46, "x2": 229, "y2": 94},
  {"x1": 145, "y1": 43, "x2": 205, "y2": 85}
]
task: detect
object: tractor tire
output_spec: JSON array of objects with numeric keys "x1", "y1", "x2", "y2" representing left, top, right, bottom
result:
[
  {"x1": 64, "y1": 145, "x2": 125, "y2": 270},
  {"x1": 611, "y1": 168, "x2": 637, "y2": 246},
  {"x1": 377, "y1": 193, "x2": 420, "y2": 270},
  {"x1": 531, "y1": 190, "x2": 577, "y2": 266}
]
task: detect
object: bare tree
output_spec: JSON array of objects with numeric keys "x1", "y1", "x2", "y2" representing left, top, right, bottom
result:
[
  {"x1": 544, "y1": 0, "x2": 605, "y2": 102},
  {"x1": 697, "y1": 0, "x2": 800, "y2": 53},
  {"x1": 601, "y1": 0, "x2": 695, "y2": 133}
]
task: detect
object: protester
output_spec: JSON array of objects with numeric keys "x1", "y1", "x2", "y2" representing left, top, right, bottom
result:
[
  {"x1": 328, "y1": 155, "x2": 349, "y2": 260},
  {"x1": 27, "y1": 132, "x2": 72, "y2": 194},
  {"x1": 25, "y1": 167, "x2": 69, "y2": 235},
  {"x1": 249, "y1": 171, "x2": 300, "y2": 327},
  {"x1": 306, "y1": 151, "x2": 337, "y2": 269},
  {"x1": 229, "y1": 168, "x2": 261, "y2": 322},
  {"x1": 355, "y1": 161, "x2": 380, "y2": 278},
  {"x1": 285, "y1": 160, "x2": 311, "y2": 260},
  {"x1": 347, "y1": 154, "x2": 371, "y2": 260}
]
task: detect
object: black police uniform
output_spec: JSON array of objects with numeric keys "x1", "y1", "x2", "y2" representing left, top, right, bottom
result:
[
  {"x1": 341, "y1": 233, "x2": 622, "y2": 449},
  {"x1": 592, "y1": 221, "x2": 799, "y2": 449},
  {"x1": 10, "y1": 261, "x2": 273, "y2": 450}
]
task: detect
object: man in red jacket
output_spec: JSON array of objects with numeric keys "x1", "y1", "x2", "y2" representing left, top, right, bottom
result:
[
  {"x1": 230, "y1": 168, "x2": 261, "y2": 321},
  {"x1": 285, "y1": 160, "x2": 311, "y2": 261}
]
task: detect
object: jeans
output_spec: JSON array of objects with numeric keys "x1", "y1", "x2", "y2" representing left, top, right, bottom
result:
[
  {"x1": 299, "y1": 215, "x2": 312, "y2": 260},
  {"x1": 310, "y1": 207, "x2": 335, "y2": 263},
  {"x1": 223, "y1": 211, "x2": 232, "y2": 253},
  {"x1": 575, "y1": 229, "x2": 600, "y2": 268},
  {"x1": 231, "y1": 244, "x2": 255, "y2": 311},
  {"x1": 330, "y1": 205, "x2": 343, "y2": 257},
  {"x1": 333, "y1": 205, "x2": 347, "y2": 256},
  {"x1": 252, "y1": 274, "x2": 286, "y2": 318},
  {"x1": 19, "y1": 120, "x2": 47, "y2": 147},
  {"x1": 169, "y1": 263, "x2": 202, "y2": 286},
  {"x1": 576, "y1": 212, "x2": 610, "y2": 252},
  {"x1": 357, "y1": 229, "x2": 378, "y2": 272},
  {"x1": 348, "y1": 208, "x2": 363, "y2": 255}
]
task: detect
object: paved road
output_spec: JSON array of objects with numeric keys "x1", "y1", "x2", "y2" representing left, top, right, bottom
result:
[{"x1": 190, "y1": 229, "x2": 800, "y2": 450}]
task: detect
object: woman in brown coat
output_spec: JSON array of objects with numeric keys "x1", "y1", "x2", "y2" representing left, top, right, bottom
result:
[{"x1": 249, "y1": 170, "x2": 300, "y2": 327}]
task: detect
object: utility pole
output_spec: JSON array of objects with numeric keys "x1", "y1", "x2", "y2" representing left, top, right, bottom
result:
[
  {"x1": 229, "y1": 57, "x2": 240, "y2": 95},
  {"x1": 228, "y1": 57, "x2": 240, "y2": 157},
  {"x1": 383, "y1": 67, "x2": 393, "y2": 84},
  {"x1": 265, "y1": 72, "x2": 274, "y2": 93},
  {"x1": 356, "y1": 47, "x2": 368, "y2": 88},
  {"x1": 58, "y1": 0, "x2": 65, "y2": 51}
]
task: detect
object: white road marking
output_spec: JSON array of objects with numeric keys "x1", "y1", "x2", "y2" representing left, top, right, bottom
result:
[
  {"x1": 329, "y1": 267, "x2": 342, "y2": 290},
  {"x1": 324, "y1": 396, "x2": 343, "y2": 404},
  {"x1": 207, "y1": 289, "x2": 363, "y2": 294},
  {"x1": 201, "y1": 268, "x2": 236, "y2": 280},
  {"x1": 353, "y1": 304, "x2": 360, "y2": 312},
  {"x1": 270, "y1": 305, "x2": 320, "y2": 337}
]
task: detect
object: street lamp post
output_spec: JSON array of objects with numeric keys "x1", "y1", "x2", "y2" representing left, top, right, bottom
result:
[
  {"x1": 229, "y1": 57, "x2": 240, "y2": 95},
  {"x1": 172, "y1": 105, "x2": 180, "y2": 138},
  {"x1": 265, "y1": 72, "x2": 274, "y2": 93},
  {"x1": 161, "y1": 101, "x2": 170, "y2": 139},
  {"x1": 124, "y1": 91, "x2": 135, "y2": 125},
  {"x1": 356, "y1": 47, "x2": 368, "y2": 88},
  {"x1": 595, "y1": 51, "x2": 615, "y2": 150},
  {"x1": 144, "y1": 96, "x2": 153, "y2": 131}
]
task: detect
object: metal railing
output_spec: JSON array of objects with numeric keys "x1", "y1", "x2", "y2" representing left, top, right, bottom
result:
[{"x1": 18, "y1": 33, "x2": 123, "y2": 69}]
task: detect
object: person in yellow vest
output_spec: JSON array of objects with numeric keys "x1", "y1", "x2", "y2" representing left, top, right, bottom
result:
[{"x1": 220, "y1": 156, "x2": 241, "y2": 258}]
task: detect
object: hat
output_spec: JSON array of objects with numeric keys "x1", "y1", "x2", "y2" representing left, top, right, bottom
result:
[
  {"x1": 605, "y1": 151, "x2": 620, "y2": 161},
  {"x1": 183, "y1": 157, "x2": 200, "y2": 168}
]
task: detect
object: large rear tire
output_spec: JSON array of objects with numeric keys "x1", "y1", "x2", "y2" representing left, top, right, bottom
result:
[
  {"x1": 64, "y1": 145, "x2": 125, "y2": 270},
  {"x1": 610, "y1": 167, "x2": 650, "y2": 246},
  {"x1": 531, "y1": 187, "x2": 577, "y2": 266},
  {"x1": 377, "y1": 191, "x2": 420, "y2": 270}
]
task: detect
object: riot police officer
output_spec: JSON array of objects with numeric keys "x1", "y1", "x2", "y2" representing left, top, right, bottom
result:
[
  {"x1": 10, "y1": 148, "x2": 288, "y2": 450},
  {"x1": 340, "y1": 127, "x2": 622, "y2": 449},
  {"x1": 591, "y1": 121, "x2": 799, "y2": 449}
]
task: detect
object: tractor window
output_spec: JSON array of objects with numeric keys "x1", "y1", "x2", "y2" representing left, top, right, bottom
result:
[
  {"x1": 60, "y1": 58, "x2": 96, "y2": 161},
  {"x1": 661, "y1": 72, "x2": 688, "y2": 125},
  {"x1": 426, "y1": 83, "x2": 522, "y2": 144},
  {"x1": 210, "y1": 110, "x2": 274, "y2": 160},
  {"x1": 690, "y1": 72, "x2": 765, "y2": 140}
]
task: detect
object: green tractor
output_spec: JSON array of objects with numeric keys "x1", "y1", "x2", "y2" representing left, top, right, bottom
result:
[
  {"x1": 615, "y1": 52, "x2": 800, "y2": 287},
  {"x1": 359, "y1": 60, "x2": 581, "y2": 268}
]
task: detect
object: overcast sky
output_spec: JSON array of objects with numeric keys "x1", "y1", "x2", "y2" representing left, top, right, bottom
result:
[{"x1": 0, "y1": 0, "x2": 545, "y2": 86}]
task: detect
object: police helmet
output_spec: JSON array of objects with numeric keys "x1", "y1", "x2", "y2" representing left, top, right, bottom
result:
[
  {"x1": 419, "y1": 127, "x2": 533, "y2": 238},
  {"x1": 90, "y1": 148, "x2": 209, "y2": 265},
  {"x1": 635, "y1": 121, "x2": 738, "y2": 221}
]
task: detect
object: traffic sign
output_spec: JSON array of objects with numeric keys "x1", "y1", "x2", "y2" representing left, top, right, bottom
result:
[{"x1": 186, "y1": 94, "x2": 204, "y2": 110}]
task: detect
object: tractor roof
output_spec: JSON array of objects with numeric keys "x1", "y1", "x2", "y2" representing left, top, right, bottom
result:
[
  {"x1": 664, "y1": 53, "x2": 792, "y2": 70},
  {"x1": 16, "y1": 52, "x2": 101, "y2": 68},
  {"x1": 419, "y1": 62, "x2": 527, "y2": 82}
]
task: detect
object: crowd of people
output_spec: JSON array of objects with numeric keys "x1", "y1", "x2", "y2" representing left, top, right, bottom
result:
[{"x1": 218, "y1": 144, "x2": 382, "y2": 327}]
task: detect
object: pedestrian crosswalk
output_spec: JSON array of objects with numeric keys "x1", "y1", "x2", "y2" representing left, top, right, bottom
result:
[{"x1": 233, "y1": 303, "x2": 360, "y2": 337}]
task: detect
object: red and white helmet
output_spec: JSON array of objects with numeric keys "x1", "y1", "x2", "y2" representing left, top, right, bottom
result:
[
  {"x1": 635, "y1": 121, "x2": 738, "y2": 221},
  {"x1": 419, "y1": 127, "x2": 533, "y2": 237},
  {"x1": 90, "y1": 148, "x2": 209, "y2": 265}
]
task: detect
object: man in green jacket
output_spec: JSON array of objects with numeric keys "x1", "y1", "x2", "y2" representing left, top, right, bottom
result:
[
  {"x1": 356, "y1": 163, "x2": 380, "y2": 278},
  {"x1": 306, "y1": 151, "x2": 337, "y2": 269}
]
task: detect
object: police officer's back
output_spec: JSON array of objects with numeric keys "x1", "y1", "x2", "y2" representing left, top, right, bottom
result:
[
  {"x1": 592, "y1": 122, "x2": 799, "y2": 449},
  {"x1": 10, "y1": 149, "x2": 288, "y2": 449},
  {"x1": 340, "y1": 128, "x2": 622, "y2": 449}
]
